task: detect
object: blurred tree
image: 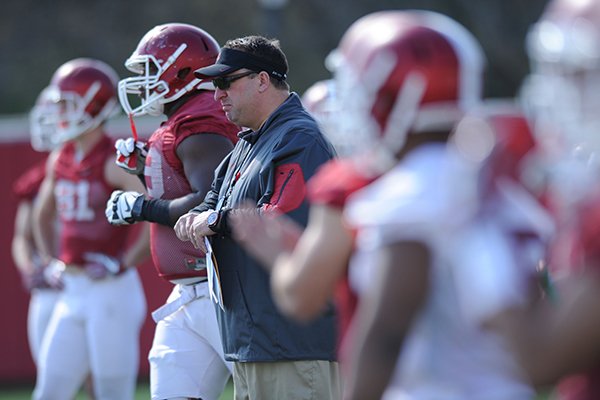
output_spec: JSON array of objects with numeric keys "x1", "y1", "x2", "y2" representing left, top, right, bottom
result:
[{"x1": 0, "y1": 0, "x2": 548, "y2": 114}]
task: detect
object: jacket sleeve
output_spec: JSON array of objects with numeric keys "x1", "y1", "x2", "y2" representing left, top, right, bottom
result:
[{"x1": 258, "y1": 127, "x2": 335, "y2": 218}]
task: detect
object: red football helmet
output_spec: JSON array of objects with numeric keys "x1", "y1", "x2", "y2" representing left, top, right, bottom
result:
[
  {"x1": 29, "y1": 86, "x2": 58, "y2": 152},
  {"x1": 302, "y1": 79, "x2": 335, "y2": 115},
  {"x1": 453, "y1": 103, "x2": 540, "y2": 198},
  {"x1": 301, "y1": 80, "x2": 341, "y2": 151},
  {"x1": 523, "y1": 0, "x2": 600, "y2": 162},
  {"x1": 46, "y1": 58, "x2": 119, "y2": 144},
  {"x1": 327, "y1": 10, "x2": 485, "y2": 156},
  {"x1": 118, "y1": 22, "x2": 220, "y2": 116}
]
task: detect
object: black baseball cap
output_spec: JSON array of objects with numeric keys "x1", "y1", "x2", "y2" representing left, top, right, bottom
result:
[{"x1": 194, "y1": 48, "x2": 287, "y2": 80}]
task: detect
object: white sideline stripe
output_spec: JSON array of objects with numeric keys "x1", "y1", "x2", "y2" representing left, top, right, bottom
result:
[{"x1": 0, "y1": 114, "x2": 158, "y2": 143}]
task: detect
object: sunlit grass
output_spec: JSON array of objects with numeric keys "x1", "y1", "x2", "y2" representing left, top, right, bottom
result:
[{"x1": 0, "y1": 379, "x2": 234, "y2": 400}]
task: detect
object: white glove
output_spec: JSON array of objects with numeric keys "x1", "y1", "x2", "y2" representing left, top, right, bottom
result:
[
  {"x1": 115, "y1": 138, "x2": 148, "y2": 175},
  {"x1": 43, "y1": 259, "x2": 66, "y2": 290},
  {"x1": 105, "y1": 190, "x2": 144, "y2": 225},
  {"x1": 83, "y1": 252, "x2": 124, "y2": 279}
]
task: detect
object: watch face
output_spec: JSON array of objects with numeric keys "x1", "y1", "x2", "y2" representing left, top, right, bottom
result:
[{"x1": 207, "y1": 211, "x2": 218, "y2": 225}]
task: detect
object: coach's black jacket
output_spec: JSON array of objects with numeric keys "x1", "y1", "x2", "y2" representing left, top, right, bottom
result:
[{"x1": 192, "y1": 93, "x2": 338, "y2": 362}]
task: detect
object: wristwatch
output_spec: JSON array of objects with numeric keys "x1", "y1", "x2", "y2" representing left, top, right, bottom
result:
[{"x1": 207, "y1": 210, "x2": 220, "y2": 232}]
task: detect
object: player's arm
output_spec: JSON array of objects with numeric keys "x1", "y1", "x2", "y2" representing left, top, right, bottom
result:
[
  {"x1": 271, "y1": 205, "x2": 353, "y2": 322},
  {"x1": 344, "y1": 240, "x2": 430, "y2": 400},
  {"x1": 32, "y1": 153, "x2": 58, "y2": 261},
  {"x1": 12, "y1": 199, "x2": 36, "y2": 275},
  {"x1": 486, "y1": 272, "x2": 600, "y2": 387},
  {"x1": 108, "y1": 133, "x2": 233, "y2": 230},
  {"x1": 174, "y1": 133, "x2": 234, "y2": 220},
  {"x1": 104, "y1": 156, "x2": 150, "y2": 267},
  {"x1": 232, "y1": 203, "x2": 353, "y2": 321},
  {"x1": 105, "y1": 154, "x2": 146, "y2": 193},
  {"x1": 173, "y1": 133, "x2": 233, "y2": 251}
]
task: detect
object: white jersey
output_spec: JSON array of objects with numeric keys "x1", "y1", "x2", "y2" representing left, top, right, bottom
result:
[{"x1": 345, "y1": 143, "x2": 551, "y2": 400}]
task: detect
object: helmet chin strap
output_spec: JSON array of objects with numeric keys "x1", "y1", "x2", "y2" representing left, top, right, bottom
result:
[{"x1": 128, "y1": 114, "x2": 139, "y2": 141}]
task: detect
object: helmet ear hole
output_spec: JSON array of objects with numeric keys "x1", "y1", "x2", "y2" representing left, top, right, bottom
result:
[
  {"x1": 88, "y1": 101, "x2": 102, "y2": 116},
  {"x1": 177, "y1": 67, "x2": 191, "y2": 80}
]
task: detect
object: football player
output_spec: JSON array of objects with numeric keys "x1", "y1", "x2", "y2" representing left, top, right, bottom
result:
[
  {"x1": 12, "y1": 87, "x2": 61, "y2": 367},
  {"x1": 105, "y1": 23, "x2": 238, "y2": 400},
  {"x1": 313, "y1": 10, "x2": 548, "y2": 399},
  {"x1": 32, "y1": 58, "x2": 149, "y2": 400},
  {"x1": 518, "y1": 0, "x2": 600, "y2": 397}
]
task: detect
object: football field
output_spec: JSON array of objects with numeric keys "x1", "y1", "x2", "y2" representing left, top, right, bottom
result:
[{"x1": 0, "y1": 379, "x2": 234, "y2": 399}]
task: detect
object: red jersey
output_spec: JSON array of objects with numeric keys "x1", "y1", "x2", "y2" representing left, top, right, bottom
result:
[
  {"x1": 13, "y1": 157, "x2": 48, "y2": 201},
  {"x1": 54, "y1": 134, "x2": 130, "y2": 265},
  {"x1": 548, "y1": 188, "x2": 600, "y2": 275},
  {"x1": 144, "y1": 91, "x2": 239, "y2": 281},
  {"x1": 306, "y1": 158, "x2": 379, "y2": 349},
  {"x1": 551, "y1": 189, "x2": 600, "y2": 400}
]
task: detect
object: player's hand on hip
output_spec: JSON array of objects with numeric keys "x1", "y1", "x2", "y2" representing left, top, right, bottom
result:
[
  {"x1": 43, "y1": 259, "x2": 66, "y2": 290},
  {"x1": 83, "y1": 252, "x2": 124, "y2": 280},
  {"x1": 21, "y1": 268, "x2": 50, "y2": 291},
  {"x1": 105, "y1": 190, "x2": 144, "y2": 225},
  {"x1": 115, "y1": 138, "x2": 148, "y2": 175}
]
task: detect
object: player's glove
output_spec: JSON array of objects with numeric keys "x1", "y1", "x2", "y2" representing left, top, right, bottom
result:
[
  {"x1": 115, "y1": 138, "x2": 148, "y2": 175},
  {"x1": 43, "y1": 259, "x2": 66, "y2": 290},
  {"x1": 83, "y1": 252, "x2": 125, "y2": 280},
  {"x1": 20, "y1": 268, "x2": 50, "y2": 291},
  {"x1": 105, "y1": 190, "x2": 144, "y2": 225}
]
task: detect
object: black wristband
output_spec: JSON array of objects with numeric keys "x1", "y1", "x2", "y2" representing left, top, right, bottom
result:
[{"x1": 140, "y1": 198, "x2": 173, "y2": 227}]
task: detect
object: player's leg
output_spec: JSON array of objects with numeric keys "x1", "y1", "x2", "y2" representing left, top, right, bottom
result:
[
  {"x1": 33, "y1": 291, "x2": 89, "y2": 400},
  {"x1": 27, "y1": 289, "x2": 60, "y2": 365},
  {"x1": 149, "y1": 283, "x2": 231, "y2": 400},
  {"x1": 87, "y1": 269, "x2": 146, "y2": 400}
]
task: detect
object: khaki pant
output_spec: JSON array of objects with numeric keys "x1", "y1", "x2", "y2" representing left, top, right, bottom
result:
[{"x1": 233, "y1": 360, "x2": 341, "y2": 400}]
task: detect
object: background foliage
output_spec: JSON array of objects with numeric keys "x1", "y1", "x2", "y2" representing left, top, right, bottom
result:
[{"x1": 2, "y1": 0, "x2": 549, "y2": 115}]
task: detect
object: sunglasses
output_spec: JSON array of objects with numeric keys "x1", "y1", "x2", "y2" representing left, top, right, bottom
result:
[{"x1": 212, "y1": 71, "x2": 257, "y2": 90}]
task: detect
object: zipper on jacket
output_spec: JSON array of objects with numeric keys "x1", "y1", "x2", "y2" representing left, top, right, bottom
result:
[{"x1": 274, "y1": 168, "x2": 295, "y2": 205}]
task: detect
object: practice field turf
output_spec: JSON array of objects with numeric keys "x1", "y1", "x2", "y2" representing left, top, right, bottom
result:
[
  {"x1": 0, "y1": 379, "x2": 234, "y2": 399},
  {"x1": 0, "y1": 380, "x2": 556, "y2": 399}
]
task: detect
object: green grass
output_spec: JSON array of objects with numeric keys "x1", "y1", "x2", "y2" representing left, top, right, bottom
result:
[
  {"x1": 0, "y1": 380, "x2": 552, "y2": 399},
  {"x1": 0, "y1": 379, "x2": 234, "y2": 400}
]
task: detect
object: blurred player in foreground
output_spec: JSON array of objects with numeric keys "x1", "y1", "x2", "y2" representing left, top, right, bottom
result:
[
  {"x1": 231, "y1": 9, "x2": 561, "y2": 400},
  {"x1": 518, "y1": 0, "x2": 600, "y2": 397}
]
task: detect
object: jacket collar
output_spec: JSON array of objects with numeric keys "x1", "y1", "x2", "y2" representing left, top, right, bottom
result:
[{"x1": 238, "y1": 93, "x2": 300, "y2": 144}]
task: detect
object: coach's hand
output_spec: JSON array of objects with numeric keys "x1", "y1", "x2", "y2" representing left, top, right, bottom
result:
[{"x1": 175, "y1": 210, "x2": 215, "y2": 252}]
